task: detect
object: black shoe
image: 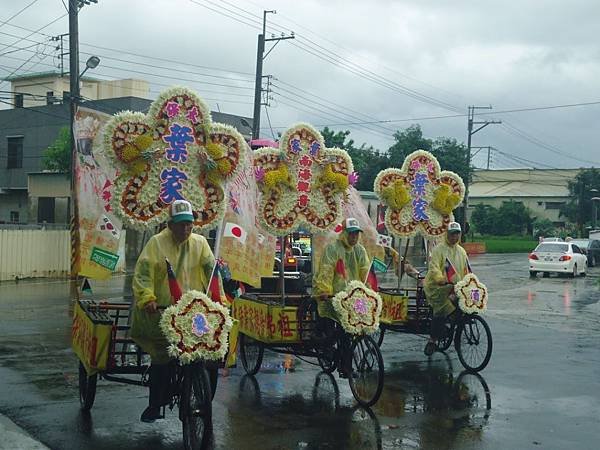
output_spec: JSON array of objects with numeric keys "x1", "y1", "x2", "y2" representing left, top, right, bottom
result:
[
  {"x1": 424, "y1": 341, "x2": 436, "y2": 356},
  {"x1": 140, "y1": 406, "x2": 164, "y2": 423}
]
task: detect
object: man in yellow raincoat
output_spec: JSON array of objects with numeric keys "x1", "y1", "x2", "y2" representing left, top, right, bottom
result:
[
  {"x1": 132, "y1": 199, "x2": 224, "y2": 422},
  {"x1": 313, "y1": 217, "x2": 372, "y2": 319},
  {"x1": 423, "y1": 221, "x2": 470, "y2": 356}
]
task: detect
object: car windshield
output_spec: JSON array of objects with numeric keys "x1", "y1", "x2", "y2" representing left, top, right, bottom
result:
[{"x1": 535, "y1": 243, "x2": 568, "y2": 253}]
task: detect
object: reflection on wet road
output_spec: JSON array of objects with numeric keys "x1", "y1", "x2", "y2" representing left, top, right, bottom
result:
[{"x1": 0, "y1": 254, "x2": 599, "y2": 449}]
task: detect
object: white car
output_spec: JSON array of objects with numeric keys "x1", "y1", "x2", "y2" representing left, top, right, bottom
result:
[{"x1": 528, "y1": 242, "x2": 588, "y2": 278}]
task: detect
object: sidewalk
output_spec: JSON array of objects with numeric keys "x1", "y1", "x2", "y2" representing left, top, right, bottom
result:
[{"x1": 0, "y1": 414, "x2": 49, "y2": 450}]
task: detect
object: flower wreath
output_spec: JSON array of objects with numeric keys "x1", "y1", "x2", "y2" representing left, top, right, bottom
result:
[
  {"x1": 159, "y1": 290, "x2": 233, "y2": 364},
  {"x1": 253, "y1": 123, "x2": 355, "y2": 235},
  {"x1": 373, "y1": 150, "x2": 465, "y2": 238},
  {"x1": 454, "y1": 273, "x2": 488, "y2": 314},
  {"x1": 102, "y1": 86, "x2": 246, "y2": 231},
  {"x1": 331, "y1": 280, "x2": 382, "y2": 335}
]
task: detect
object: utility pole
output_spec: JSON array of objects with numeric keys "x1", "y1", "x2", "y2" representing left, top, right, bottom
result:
[
  {"x1": 470, "y1": 146, "x2": 494, "y2": 169},
  {"x1": 251, "y1": 10, "x2": 294, "y2": 140},
  {"x1": 69, "y1": 0, "x2": 98, "y2": 278},
  {"x1": 463, "y1": 106, "x2": 501, "y2": 234}
]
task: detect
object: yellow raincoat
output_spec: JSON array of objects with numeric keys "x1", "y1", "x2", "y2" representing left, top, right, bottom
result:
[
  {"x1": 313, "y1": 231, "x2": 371, "y2": 319},
  {"x1": 424, "y1": 236, "x2": 469, "y2": 317},
  {"x1": 131, "y1": 228, "x2": 223, "y2": 363}
]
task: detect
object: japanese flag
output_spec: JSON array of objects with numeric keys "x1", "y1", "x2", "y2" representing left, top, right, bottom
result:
[
  {"x1": 377, "y1": 233, "x2": 392, "y2": 248},
  {"x1": 223, "y1": 222, "x2": 247, "y2": 244}
]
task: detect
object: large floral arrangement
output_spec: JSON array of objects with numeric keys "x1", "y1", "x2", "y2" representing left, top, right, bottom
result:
[
  {"x1": 331, "y1": 280, "x2": 382, "y2": 335},
  {"x1": 454, "y1": 273, "x2": 488, "y2": 314},
  {"x1": 102, "y1": 86, "x2": 246, "y2": 230},
  {"x1": 159, "y1": 290, "x2": 233, "y2": 364},
  {"x1": 253, "y1": 123, "x2": 355, "y2": 235},
  {"x1": 373, "y1": 150, "x2": 465, "y2": 238}
]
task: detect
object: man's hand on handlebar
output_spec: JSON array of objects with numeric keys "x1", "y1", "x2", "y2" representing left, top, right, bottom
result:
[{"x1": 144, "y1": 301, "x2": 159, "y2": 313}]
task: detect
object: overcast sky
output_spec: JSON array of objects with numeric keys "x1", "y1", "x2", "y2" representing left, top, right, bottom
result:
[{"x1": 1, "y1": 0, "x2": 599, "y2": 170}]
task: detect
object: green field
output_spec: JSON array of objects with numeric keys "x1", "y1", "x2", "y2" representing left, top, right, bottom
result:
[{"x1": 473, "y1": 236, "x2": 538, "y2": 253}]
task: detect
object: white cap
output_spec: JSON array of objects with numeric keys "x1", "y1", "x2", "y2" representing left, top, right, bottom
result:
[
  {"x1": 447, "y1": 221, "x2": 461, "y2": 233},
  {"x1": 344, "y1": 217, "x2": 363, "y2": 233},
  {"x1": 170, "y1": 200, "x2": 194, "y2": 223}
]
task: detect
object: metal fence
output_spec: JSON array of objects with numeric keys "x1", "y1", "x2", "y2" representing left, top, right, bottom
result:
[{"x1": 0, "y1": 229, "x2": 71, "y2": 281}]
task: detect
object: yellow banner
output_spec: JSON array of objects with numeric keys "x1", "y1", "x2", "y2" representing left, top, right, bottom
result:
[
  {"x1": 74, "y1": 107, "x2": 123, "y2": 280},
  {"x1": 233, "y1": 298, "x2": 300, "y2": 343},
  {"x1": 380, "y1": 292, "x2": 408, "y2": 324},
  {"x1": 71, "y1": 302, "x2": 112, "y2": 375},
  {"x1": 219, "y1": 148, "x2": 276, "y2": 287}
]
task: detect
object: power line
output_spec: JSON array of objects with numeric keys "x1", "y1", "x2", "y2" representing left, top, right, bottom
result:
[{"x1": 0, "y1": 0, "x2": 41, "y2": 32}]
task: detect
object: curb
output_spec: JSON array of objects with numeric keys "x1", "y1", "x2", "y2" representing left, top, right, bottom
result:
[{"x1": 0, "y1": 414, "x2": 49, "y2": 450}]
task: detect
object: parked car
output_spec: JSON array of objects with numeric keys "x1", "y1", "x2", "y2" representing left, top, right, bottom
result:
[
  {"x1": 587, "y1": 239, "x2": 600, "y2": 267},
  {"x1": 528, "y1": 242, "x2": 588, "y2": 278},
  {"x1": 541, "y1": 237, "x2": 563, "y2": 242}
]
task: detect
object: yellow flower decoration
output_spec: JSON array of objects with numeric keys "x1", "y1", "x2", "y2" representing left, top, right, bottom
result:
[
  {"x1": 127, "y1": 160, "x2": 148, "y2": 176},
  {"x1": 263, "y1": 164, "x2": 292, "y2": 191},
  {"x1": 121, "y1": 144, "x2": 140, "y2": 162},
  {"x1": 431, "y1": 184, "x2": 461, "y2": 215},
  {"x1": 381, "y1": 180, "x2": 410, "y2": 210},
  {"x1": 205, "y1": 141, "x2": 223, "y2": 160},
  {"x1": 315, "y1": 164, "x2": 349, "y2": 193}
]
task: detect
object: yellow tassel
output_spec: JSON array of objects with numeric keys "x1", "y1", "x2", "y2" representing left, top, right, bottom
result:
[
  {"x1": 205, "y1": 142, "x2": 223, "y2": 160},
  {"x1": 316, "y1": 164, "x2": 348, "y2": 192}
]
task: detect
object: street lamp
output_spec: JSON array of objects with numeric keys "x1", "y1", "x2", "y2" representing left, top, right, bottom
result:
[{"x1": 79, "y1": 56, "x2": 100, "y2": 79}]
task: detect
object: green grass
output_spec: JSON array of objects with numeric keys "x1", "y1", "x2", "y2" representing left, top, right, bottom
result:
[{"x1": 472, "y1": 235, "x2": 537, "y2": 253}]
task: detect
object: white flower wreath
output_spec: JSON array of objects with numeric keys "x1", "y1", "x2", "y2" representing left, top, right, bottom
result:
[
  {"x1": 454, "y1": 273, "x2": 488, "y2": 314},
  {"x1": 159, "y1": 290, "x2": 233, "y2": 364},
  {"x1": 331, "y1": 280, "x2": 382, "y2": 335}
]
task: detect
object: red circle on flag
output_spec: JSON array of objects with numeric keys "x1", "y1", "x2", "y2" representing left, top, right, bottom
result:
[
  {"x1": 232, "y1": 226, "x2": 242, "y2": 238},
  {"x1": 334, "y1": 224, "x2": 343, "y2": 233}
]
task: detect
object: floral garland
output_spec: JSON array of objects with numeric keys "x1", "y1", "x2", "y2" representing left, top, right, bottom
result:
[
  {"x1": 454, "y1": 273, "x2": 488, "y2": 314},
  {"x1": 373, "y1": 150, "x2": 465, "y2": 238},
  {"x1": 253, "y1": 123, "x2": 356, "y2": 236},
  {"x1": 159, "y1": 290, "x2": 233, "y2": 364},
  {"x1": 101, "y1": 86, "x2": 246, "y2": 231},
  {"x1": 331, "y1": 280, "x2": 382, "y2": 335}
]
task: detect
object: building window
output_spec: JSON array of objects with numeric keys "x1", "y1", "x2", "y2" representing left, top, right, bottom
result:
[
  {"x1": 7, "y1": 136, "x2": 24, "y2": 169},
  {"x1": 10, "y1": 211, "x2": 19, "y2": 223},
  {"x1": 545, "y1": 202, "x2": 566, "y2": 210},
  {"x1": 14, "y1": 93, "x2": 24, "y2": 108},
  {"x1": 37, "y1": 197, "x2": 55, "y2": 223},
  {"x1": 46, "y1": 91, "x2": 54, "y2": 105}
]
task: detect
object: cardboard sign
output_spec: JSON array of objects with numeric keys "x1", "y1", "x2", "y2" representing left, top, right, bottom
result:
[
  {"x1": 71, "y1": 302, "x2": 112, "y2": 375},
  {"x1": 233, "y1": 298, "x2": 300, "y2": 343},
  {"x1": 379, "y1": 292, "x2": 409, "y2": 324}
]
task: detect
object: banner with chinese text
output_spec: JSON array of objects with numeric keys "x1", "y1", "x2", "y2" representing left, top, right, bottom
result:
[
  {"x1": 217, "y1": 148, "x2": 276, "y2": 287},
  {"x1": 74, "y1": 107, "x2": 123, "y2": 279}
]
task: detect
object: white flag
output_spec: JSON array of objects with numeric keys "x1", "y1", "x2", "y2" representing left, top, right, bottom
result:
[
  {"x1": 377, "y1": 233, "x2": 392, "y2": 248},
  {"x1": 223, "y1": 222, "x2": 247, "y2": 244}
]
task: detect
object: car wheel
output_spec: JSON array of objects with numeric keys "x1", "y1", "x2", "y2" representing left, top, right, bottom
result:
[
  {"x1": 529, "y1": 271, "x2": 537, "y2": 277},
  {"x1": 542, "y1": 272, "x2": 550, "y2": 278},
  {"x1": 581, "y1": 263, "x2": 587, "y2": 276}
]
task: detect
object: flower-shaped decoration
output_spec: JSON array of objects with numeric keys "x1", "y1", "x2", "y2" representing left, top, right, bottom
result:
[
  {"x1": 373, "y1": 150, "x2": 465, "y2": 238},
  {"x1": 102, "y1": 86, "x2": 245, "y2": 230},
  {"x1": 253, "y1": 123, "x2": 354, "y2": 235},
  {"x1": 331, "y1": 280, "x2": 382, "y2": 335},
  {"x1": 455, "y1": 273, "x2": 488, "y2": 314},
  {"x1": 159, "y1": 290, "x2": 233, "y2": 364}
]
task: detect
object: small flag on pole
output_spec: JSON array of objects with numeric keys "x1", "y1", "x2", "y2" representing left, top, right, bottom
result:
[
  {"x1": 371, "y1": 257, "x2": 388, "y2": 273},
  {"x1": 223, "y1": 222, "x2": 247, "y2": 244},
  {"x1": 376, "y1": 233, "x2": 393, "y2": 248},
  {"x1": 165, "y1": 258, "x2": 183, "y2": 303},
  {"x1": 366, "y1": 263, "x2": 379, "y2": 291},
  {"x1": 444, "y1": 258, "x2": 457, "y2": 283}
]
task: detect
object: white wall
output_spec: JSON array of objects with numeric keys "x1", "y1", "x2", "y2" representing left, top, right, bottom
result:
[{"x1": 0, "y1": 229, "x2": 126, "y2": 281}]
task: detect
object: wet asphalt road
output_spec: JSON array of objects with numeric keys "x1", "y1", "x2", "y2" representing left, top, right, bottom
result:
[{"x1": 0, "y1": 253, "x2": 599, "y2": 450}]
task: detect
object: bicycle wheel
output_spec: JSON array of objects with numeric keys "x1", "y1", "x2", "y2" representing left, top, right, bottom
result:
[
  {"x1": 348, "y1": 335, "x2": 384, "y2": 407},
  {"x1": 181, "y1": 363, "x2": 212, "y2": 450},
  {"x1": 453, "y1": 370, "x2": 492, "y2": 427},
  {"x1": 78, "y1": 362, "x2": 97, "y2": 411},
  {"x1": 240, "y1": 333, "x2": 264, "y2": 375},
  {"x1": 455, "y1": 315, "x2": 493, "y2": 372}
]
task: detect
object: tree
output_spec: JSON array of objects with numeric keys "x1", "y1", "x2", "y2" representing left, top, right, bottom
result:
[
  {"x1": 471, "y1": 201, "x2": 533, "y2": 235},
  {"x1": 387, "y1": 124, "x2": 431, "y2": 167},
  {"x1": 431, "y1": 137, "x2": 471, "y2": 185},
  {"x1": 532, "y1": 218, "x2": 555, "y2": 239},
  {"x1": 42, "y1": 126, "x2": 71, "y2": 175},
  {"x1": 559, "y1": 168, "x2": 600, "y2": 235}
]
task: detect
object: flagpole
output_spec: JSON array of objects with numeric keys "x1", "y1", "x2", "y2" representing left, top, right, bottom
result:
[{"x1": 205, "y1": 216, "x2": 225, "y2": 298}]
